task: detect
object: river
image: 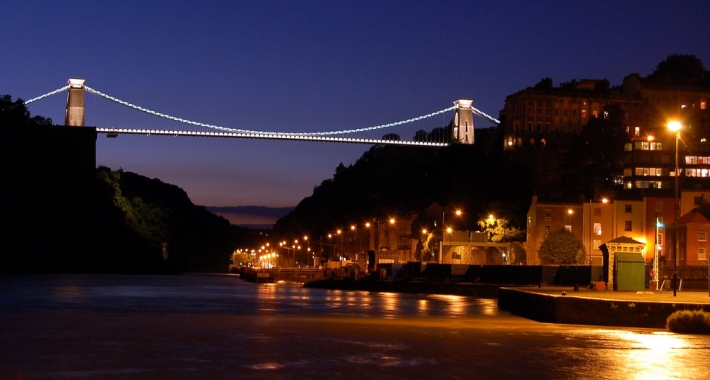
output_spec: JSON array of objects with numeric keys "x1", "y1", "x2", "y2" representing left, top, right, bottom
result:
[{"x1": 1, "y1": 274, "x2": 709, "y2": 379}]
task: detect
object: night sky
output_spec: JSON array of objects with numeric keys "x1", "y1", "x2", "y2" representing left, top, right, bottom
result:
[{"x1": 3, "y1": 1, "x2": 709, "y2": 207}]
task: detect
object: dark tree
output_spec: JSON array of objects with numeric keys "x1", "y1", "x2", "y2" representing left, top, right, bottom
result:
[
  {"x1": 413, "y1": 129, "x2": 428, "y2": 142},
  {"x1": 647, "y1": 54, "x2": 709, "y2": 86},
  {"x1": 0, "y1": 94, "x2": 53, "y2": 127},
  {"x1": 538, "y1": 228, "x2": 586, "y2": 264}
]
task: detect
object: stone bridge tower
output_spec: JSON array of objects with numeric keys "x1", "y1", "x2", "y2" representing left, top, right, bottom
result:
[
  {"x1": 64, "y1": 79, "x2": 85, "y2": 126},
  {"x1": 453, "y1": 99, "x2": 474, "y2": 144}
]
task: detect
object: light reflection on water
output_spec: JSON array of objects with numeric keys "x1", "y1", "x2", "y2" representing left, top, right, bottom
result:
[{"x1": 1, "y1": 274, "x2": 709, "y2": 379}]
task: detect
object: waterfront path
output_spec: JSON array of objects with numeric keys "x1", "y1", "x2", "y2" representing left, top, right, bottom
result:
[
  {"x1": 498, "y1": 286, "x2": 710, "y2": 328},
  {"x1": 526, "y1": 286, "x2": 710, "y2": 304}
]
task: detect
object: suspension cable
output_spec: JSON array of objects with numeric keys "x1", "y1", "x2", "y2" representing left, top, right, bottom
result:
[
  {"x1": 471, "y1": 107, "x2": 500, "y2": 125},
  {"x1": 22, "y1": 84, "x2": 468, "y2": 136},
  {"x1": 23, "y1": 85, "x2": 70, "y2": 104},
  {"x1": 84, "y1": 85, "x2": 455, "y2": 137}
]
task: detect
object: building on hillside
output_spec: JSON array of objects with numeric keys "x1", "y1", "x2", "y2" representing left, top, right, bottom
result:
[
  {"x1": 531, "y1": 191, "x2": 710, "y2": 267},
  {"x1": 665, "y1": 209, "x2": 710, "y2": 267},
  {"x1": 502, "y1": 75, "x2": 710, "y2": 152},
  {"x1": 526, "y1": 196, "x2": 584, "y2": 265},
  {"x1": 640, "y1": 196, "x2": 676, "y2": 266},
  {"x1": 581, "y1": 198, "x2": 614, "y2": 265},
  {"x1": 610, "y1": 199, "x2": 645, "y2": 248},
  {"x1": 502, "y1": 75, "x2": 710, "y2": 196},
  {"x1": 361, "y1": 214, "x2": 418, "y2": 265}
]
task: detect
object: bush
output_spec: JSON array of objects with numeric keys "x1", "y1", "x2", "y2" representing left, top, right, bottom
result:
[{"x1": 666, "y1": 310, "x2": 710, "y2": 334}]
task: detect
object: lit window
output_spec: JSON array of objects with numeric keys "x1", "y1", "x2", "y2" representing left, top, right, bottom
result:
[
  {"x1": 634, "y1": 127, "x2": 640, "y2": 137},
  {"x1": 699, "y1": 231, "x2": 707, "y2": 242},
  {"x1": 593, "y1": 239, "x2": 601, "y2": 251},
  {"x1": 657, "y1": 233, "x2": 663, "y2": 245},
  {"x1": 564, "y1": 225, "x2": 572, "y2": 232},
  {"x1": 701, "y1": 99, "x2": 706, "y2": 110},
  {"x1": 699, "y1": 248, "x2": 707, "y2": 261},
  {"x1": 592, "y1": 110, "x2": 598, "y2": 118},
  {"x1": 593, "y1": 223, "x2": 602, "y2": 235},
  {"x1": 581, "y1": 109, "x2": 587, "y2": 118}
]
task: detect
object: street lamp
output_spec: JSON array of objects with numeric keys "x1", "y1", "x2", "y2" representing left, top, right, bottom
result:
[
  {"x1": 337, "y1": 229, "x2": 343, "y2": 268},
  {"x1": 668, "y1": 120, "x2": 682, "y2": 297},
  {"x1": 440, "y1": 209, "x2": 462, "y2": 263}
]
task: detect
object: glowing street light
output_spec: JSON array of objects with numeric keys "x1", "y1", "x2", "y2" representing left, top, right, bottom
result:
[{"x1": 440, "y1": 209, "x2": 462, "y2": 263}]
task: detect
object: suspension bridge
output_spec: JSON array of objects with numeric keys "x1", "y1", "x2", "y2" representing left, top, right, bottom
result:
[{"x1": 24, "y1": 79, "x2": 500, "y2": 147}]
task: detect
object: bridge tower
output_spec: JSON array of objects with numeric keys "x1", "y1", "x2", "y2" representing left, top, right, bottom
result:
[
  {"x1": 453, "y1": 99, "x2": 474, "y2": 144},
  {"x1": 64, "y1": 79, "x2": 85, "y2": 126}
]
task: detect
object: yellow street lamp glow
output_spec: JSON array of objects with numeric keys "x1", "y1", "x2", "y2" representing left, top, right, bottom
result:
[
  {"x1": 337, "y1": 229, "x2": 342, "y2": 235},
  {"x1": 389, "y1": 218, "x2": 395, "y2": 224},
  {"x1": 567, "y1": 209, "x2": 574, "y2": 215},
  {"x1": 351, "y1": 225, "x2": 356, "y2": 230},
  {"x1": 447, "y1": 227, "x2": 452, "y2": 233},
  {"x1": 422, "y1": 229, "x2": 427, "y2": 234},
  {"x1": 365, "y1": 222, "x2": 371, "y2": 228},
  {"x1": 667, "y1": 120, "x2": 682, "y2": 132},
  {"x1": 455, "y1": 210, "x2": 462, "y2": 216}
]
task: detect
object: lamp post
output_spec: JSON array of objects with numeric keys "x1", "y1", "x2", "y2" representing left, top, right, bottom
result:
[
  {"x1": 668, "y1": 120, "x2": 681, "y2": 297},
  {"x1": 337, "y1": 229, "x2": 343, "y2": 268},
  {"x1": 440, "y1": 209, "x2": 462, "y2": 264}
]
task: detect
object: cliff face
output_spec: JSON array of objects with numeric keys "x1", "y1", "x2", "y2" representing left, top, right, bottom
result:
[{"x1": 1, "y1": 123, "x2": 251, "y2": 273}]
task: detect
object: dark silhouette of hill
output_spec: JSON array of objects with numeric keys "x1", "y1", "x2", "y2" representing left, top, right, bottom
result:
[
  {"x1": 273, "y1": 126, "x2": 535, "y2": 239},
  {"x1": 1, "y1": 94, "x2": 254, "y2": 273}
]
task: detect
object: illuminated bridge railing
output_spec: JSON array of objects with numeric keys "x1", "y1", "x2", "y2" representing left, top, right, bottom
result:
[{"x1": 94, "y1": 127, "x2": 449, "y2": 146}]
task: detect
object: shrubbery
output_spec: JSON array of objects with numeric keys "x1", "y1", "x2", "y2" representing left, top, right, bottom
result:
[{"x1": 666, "y1": 310, "x2": 710, "y2": 334}]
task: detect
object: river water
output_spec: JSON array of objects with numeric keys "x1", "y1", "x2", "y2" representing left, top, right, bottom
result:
[{"x1": 1, "y1": 274, "x2": 709, "y2": 379}]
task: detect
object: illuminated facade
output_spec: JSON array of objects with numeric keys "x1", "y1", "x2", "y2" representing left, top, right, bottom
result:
[
  {"x1": 503, "y1": 75, "x2": 710, "y2": 154},
  {"x1": 665, "y1": 209, "x2": 710, "y2": 267},
  {"x1": 526, "y1": 196, "x2": 583, "y2": 265},
  {"x1": 530, "y1": 192, "x2": 708, "y2": 266}
]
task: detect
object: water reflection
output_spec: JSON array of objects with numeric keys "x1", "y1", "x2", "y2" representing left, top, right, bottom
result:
[
  {"x1": 2, "y1": 275, "x2": 710, "y2": 379},
  {"x1": 603, "y1": 330, "x2": 704, "y2": 379}
]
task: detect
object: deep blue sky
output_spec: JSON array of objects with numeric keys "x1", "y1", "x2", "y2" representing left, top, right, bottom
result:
[{"x1": 3, "y1": 1, "x2": 709, "y2": 207}]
